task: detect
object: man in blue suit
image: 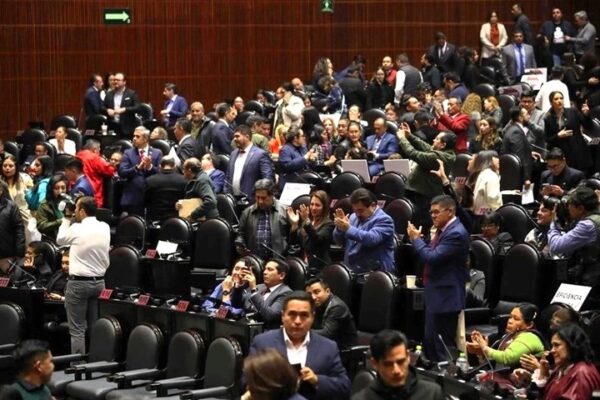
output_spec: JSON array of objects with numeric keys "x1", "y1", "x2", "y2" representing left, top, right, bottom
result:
[
  {"x1": 83, "y1": 74, "x2": 104, "y2": 119},
  {"x1": 160, "y1": 83, "x2": 188, "y2": 128},
  {"x1": 407, "y1": 195, "x2": 469, "y2": 361},
  {"x1": 225, "y1": 124, "x2": 273, "y2": 201},
  {"x1": 200, "y1": 152, "x2": 225, "y2": 194},
  {"x1": 366, "y1": 117, "x2": 399, "y2": 176},
  {"x1": 211, "y1": 103, "x2": 237, "y2": 155},
  {"x1": 249, "y1": 291, "x2": 351, "y2": 400},
  {"x1": 118, "y1": 126, "x2": 162, "y2": 216}
]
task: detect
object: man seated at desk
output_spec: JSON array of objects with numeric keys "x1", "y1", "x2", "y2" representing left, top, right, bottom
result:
[
  {"x1": 45, "y1": 248, "x2": 69, "y2": 300},
  {"x1": 8, "y1": 241, "x2": 52, "y2": 288}
]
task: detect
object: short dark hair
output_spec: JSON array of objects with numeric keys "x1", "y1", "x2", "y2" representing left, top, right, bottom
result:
[
  {"x1": 516, "y1": 302, "x2": 539, "y2": 325},
  {"x1": 254, "y1": 179, "x2": 275, "y2": 194},
  {"x1": 216, "y1": 103, "x2": 231, "y2": 118},
  {"x1": 567, "y1": 186, "x2": 599, "y2": 212},
  {"x1": 520, "y1": 90, "x2": 535, "y2": 99},
  {"x1": 414, "y1": 110, "x2": 434, "y2": 124},
  {"x1": 65, "y1": 158, "x2": 83, "y2": 173},
  {"x1": 554, "y1": 323, "x2": 595, "y2": 364},
  {"x1": 431, "y1": 194, "x2": 456, "y2": 211},
  {"x1": 481, "y1": 211, "x2": 503, "y2": 227},
  {"x1": 370, "y1": 329, "x2": 408, "y2": 361},
  {"x1": 349, "y1": 188, "x2": 377, "y2": 207},
  {"x1": 235, "y1": 124, "x2": 252, "y2": 138},
  {"x1": 280, "y1": 82, "x2": 294, "y2": 93},
  {"x1": 551, "y1": 66, "x2": 564, "y2": 79},
  {"x1": 282, "y1": 290, "x2": 315, "y2": 313},
  {"x1": 267, "y1": 258, "x2": 289, "y2": 276},
  {"x1": 444, "y1": 72, "x2": 461, "y2": 83},
  {"x1": 46, "y1": 173, "x2": 68, "y2": 202},
  {"x1": 176, "y1": 118, "x2": 192, "y2": 133},
  {"x1": 509, "y1": 106, "x2": 523, "y2": 122},
  {"x1": 546, "y1": 147, "x2": 566, "y2": 162},
  {"x1": 83, "y1": 139, "x2": 101, "y2": 151},
  {"x1": 13, "y1": 339, "x2": 50, "y2": 374},
  {"x1": 77, "y1": 196, "x2": 97, "y2": 217},
  {"x1": 304, "y1": 277, "x2": 329, "y2": 290},
  {"x1": 246, "y1": 115, "x2": 266, "y2": 127},
  {"x1": 439, "y1": 131, "x2": 457, "y2": 150},
  {"x1": 434, "y1": 32, "x2": 446, "y2": 41},
  {"x1": 164, "y1": 82, "x2": 178, "y2": 93}
]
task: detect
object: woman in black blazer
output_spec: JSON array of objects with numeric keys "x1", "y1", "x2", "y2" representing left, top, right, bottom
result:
[{"x1": 287, "y1": 190, "x2": 334, "y2": 272}]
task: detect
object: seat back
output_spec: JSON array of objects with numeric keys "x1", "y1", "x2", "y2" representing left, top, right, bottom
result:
[
  {"x1": 53, "y1": 154, "x2": 75, "y2": 173},
  {"x1": 383, "y1": 198, "x2": 415, "y2": 237},
  {"x1": 330, "y1": 172, "x2": 363, "y2": 199},
  {"x1": 0, "y1": 302, "x2": 26, "y2": 345},
  {"x1": 88, "y1": 315, "x2": 123, "y2": 363},
  {"x1": 105, "y1": 245, "x2": 142, "y2": 290},
  {"x1": 244, "y1": 254, "x2": 264, "y2": 285},
  {"x1": 51, "y1": 115, "x2": 77, "y2": 130},
  {"x1": 290, "y1": 194, "x2": 311, "y2": 212},
  {"x1": 3, "y1": 141, "x2": 19, "y2": 163},
  {"x1": 113, "y1": 139, "x2": 134, "y2": 153},
  {"x1": 158, "y1": 218, "x2": 193, "y2": 258},
  {"x1": 235, "y1": 111, "x2": 256, "y2": 126},
  {"x1": 166, "y1": 330, "x2": 206, "y2": 379},
  {"x1": 331, "y1": 196, "x2": 353, "y2": 219},
  {"x1": 150, "y1": 139, "x2": 171, "y2": 156},
  {"x1": 374, "y1": 172, "x2": 406, "y2": 201},
  {"x1": 500, "y1": 244, "x2": 542, "y2": 304},
  {"x1": 358, "y1": 271, "x2": 397, "y2": 333},
  {"x1": 203, "y1": 337, "x2": 243, "y2": 389},
  {"x1": 469, "y1": 238, "x2": 496, "y2": 300},
  {"x1": 193, "y1": 218, "x2": 233, "y2": 269},
  {"x1": 497, "y1": 94, "x2": 516, "y2": 126},
  {"x1": 41, "y1": 141, "x2": 56, "y2": 160},
  {"x1": 452, "y1": 153, "x2": 472, "y2": 181},
  {"x1": 321, "y1": 263, "x2": 353, "y2": 307},
  {"x1": 216, "y1": 193, "x2": 239, "y2": 228},
  {"x1": 126, "y1": 323, "x2": 165, "y2": 371},
  {"x1": 17, "y1": 128, "x2": 46, "y2": 161},
  {"x1": 473, "y1": 83, "x2": 496, "y2": 98},
  {"x1": 244, "y1": 100, "x2": 264, "y2": 115},
  {"x1": 496, "y1": 203, "x2": 532, "y2": 244},
  {"x1": 138, "y1": 103, "x2": 154, "y2": 121},
  {"x1": 66, "y1": 128, "x2": 83, "y2": 152},
  {"x1": 213, "y1": 153, "x2": 230, "y2": 174},
  {"x1": 362, "y1": 108, "x2": 386, "y2": 130},
  {"x1": 39, "y1": 240, "x2": 60, "y2": 271},
  {"x1": 351, "y1": 369, "x2": 377, "y2": 395},
  {"x1": 115, "y1": 215, "x2": 147, "y2": 251},
  {"x1": 285, "y1": 257, "x2": 307, "y2": 291},
  {"x1": 499, "y1": 153, "x2": 522, "y2": 192},
  {"x1": 85, "y1": 114, "x2": 108, "y2": 132}
]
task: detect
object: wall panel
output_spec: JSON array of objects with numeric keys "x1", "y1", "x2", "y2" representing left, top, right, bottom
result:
[{"x1": 0, "y1": 0, "x2": 578, "y2": 138}]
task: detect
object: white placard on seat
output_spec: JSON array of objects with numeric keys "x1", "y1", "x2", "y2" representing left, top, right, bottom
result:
[
  {"x1": 341, "y1": 159, "x2": 371, "y2": 183},
  {"x1": 383, "y1": 159, "x2": 411, "y2": 177},
  {"x1": 551, "y1": 283, "x2": 592, "y2": 311}
]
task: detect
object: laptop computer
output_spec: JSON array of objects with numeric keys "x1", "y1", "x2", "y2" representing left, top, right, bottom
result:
[{"x1": 383, "y1": 159, "x2": 411, "y2": 178}]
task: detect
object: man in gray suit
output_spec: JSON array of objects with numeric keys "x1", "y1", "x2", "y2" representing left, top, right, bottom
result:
[
  {"x1": 501, "y1": 30, "x2": 536, "y2": 84},
  {"x1": 230, "y1": 259, "x2": 292, "y2": 329}
]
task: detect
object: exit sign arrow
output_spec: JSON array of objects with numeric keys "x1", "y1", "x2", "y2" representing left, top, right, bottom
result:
[{"x1": 104, "y1": 9, "x2": 132, "y2": 25}]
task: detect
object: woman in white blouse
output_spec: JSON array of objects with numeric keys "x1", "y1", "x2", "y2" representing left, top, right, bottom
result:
[
  {"x1": 480, "y1": 11, "x2": 508, "y2": 66},
  {"x1": 469, "y1": 150, "x2": 502, "y2": 216}
]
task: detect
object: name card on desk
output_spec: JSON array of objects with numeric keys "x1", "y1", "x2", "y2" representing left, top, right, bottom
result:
[
  {"x1": 137, "y1": 294, "x2": 150, "y2": 306},
  {"x1": 0, "y1": 277, "x2": 10, "y2": 287},
  {"x1": 215, "y1": 305, "x2": 229, "y2": 319},
  {"x1": 84, "y1": 129, "x2": 96, "y2": 136},
  {"x1": 98, "y1": 289, "x2": 113, "y2": 299},
  {"x1": 551, "y1": 283, "x2": 592, "y2": 311},
  {"x1": 175, "y1": 300, "x2": 190, "y2": 312},
  {"x1": 145, "y1": 249, "x2": 157, "y2": 259}
]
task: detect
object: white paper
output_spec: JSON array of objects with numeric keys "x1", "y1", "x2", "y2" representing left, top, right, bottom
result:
[
  {"x1": 521, "y1": 183, "x2": 535, "y2": 205},
  {"x1": 551, "y1": 283, "x2": 592, "y2": 311},
  {"x1": 279, "y1": 183, "x2": 312, "y2": 207},
  {"x1": 156, "y1": 240, "x2": 178, "y2": 256},
  {"x1": 521, "y1": 68, "x2": 547, "y2": 91}
]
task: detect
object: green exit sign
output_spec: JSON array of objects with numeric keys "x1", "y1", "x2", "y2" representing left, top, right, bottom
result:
[
  {"x1": 321, "y1": 0, "x2": 333, "y2": 13},
  {"x1": 104, "y1": 9, "x2": 132, "y2": 25}
]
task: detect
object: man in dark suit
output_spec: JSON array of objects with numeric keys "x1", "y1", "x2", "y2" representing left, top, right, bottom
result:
[
  {"x1": 407, "y1": 195, "x2": 469, "y2": 361},
  {"x1": 225, "y1": 124, "x2": 273, "y2": 200},
  {"x1": 305, "y1": 278, "x2": 357, "y2": 349},
  {"x1": 502, "y1": 106, "x2": 534, "y2": 191},
  {"x1": 540, "y1": 147, "x2": 585, "y2": 198},
  {"x1": 173, "y1": 118, "x2": 197, "y2": 164},
  {"x1": 511, "y1": 3, "x2": 534, "y2": 45},
  {"x1": 118, "y1": 126, "x2": 162, "y2": 216},
  {"x1": 229, "y1": 259, "x2": 292, "y2": 329},
  {"x1": 249, "y1": 291, "x2": 352, "y2": 400},
  {"x1": 501, "y1": 30, "x2": 536, "y2": 83},
  {"x1": 102, "y1": 72, "x2": 142, "y2": 137},
  {"x1": 366, "y1": 117, "x2": 399, "y2": 176},
  {"x1": 83, "y1": 74, "x2": 104, "y2": 119},
  {"x1": 160, "y1": 83, "x2": 188, "y2": 128},
  {"x1": 200, "y1": 152, "x2": 225, "y2": 194},
  {"x1": 144, "y1": 155, "x2": 187, "y2": 221},
  {"x1": 211, "y1": 102, "x2": 237, "y2": 155},
  {"x1": 426, "y1": 32, "x2": 457, "y2": 73}
]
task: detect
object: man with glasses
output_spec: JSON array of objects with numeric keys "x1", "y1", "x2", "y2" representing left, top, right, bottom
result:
[
  {"x1": 407, "y1": 195, "x2": 469, "y2": 361},
  {"x1": 540, "y1": 147, "x2": 584, "y2": 198},
  {"x1": 102, "y1": 72, "x2": 141, "y2": 137}
]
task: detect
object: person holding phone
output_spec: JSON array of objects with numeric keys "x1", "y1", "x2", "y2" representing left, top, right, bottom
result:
[{"x1": 202, "y1": 258, "x2": 251, "y2": 316}]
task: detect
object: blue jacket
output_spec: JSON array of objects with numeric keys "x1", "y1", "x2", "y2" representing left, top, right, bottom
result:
[
  {"x1": 333, "y1": 207, "x2": 396, "y2": 273},
  {"x1": 163, "y1": 95, "x2": 188, "y2": 127},
  {"x1": 25, "y1": 177, "x2": 50, "y2": 211},
  {"x1": 225, "y1": 146, "x2": 273, "y2": 200},
  {"x1": 70, "y1": 175, "x2": 95, "y2": 198},
  {"x1": 412, "y1": 218, "x2": 470, "y2": 313},
  {"x1": 208, "y1": 169, "x2": 226, "y2": 194},
  {"x1": 278, "y1": 143, "x2": 308, "y2": 190},
  {"x1": 118, "y1": 147, "x2": 162, "y2": 206},
  {"x1": 212, "y1": 120, "x2": 234, "y2": 155},
  {"x1": 365, "y1": 132, "x2": 399, "y2": 175},
  {"x1": 250, "y1": 329, "x2": 351, "y2": 400}
]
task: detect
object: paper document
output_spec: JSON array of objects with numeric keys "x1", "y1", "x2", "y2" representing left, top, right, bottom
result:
[
  {"x1": 177, "y1": 198, "x2": 203, "y2": 219},
  {"x1": 521, "y1": 183, "x2": 535, "y2": 205}
]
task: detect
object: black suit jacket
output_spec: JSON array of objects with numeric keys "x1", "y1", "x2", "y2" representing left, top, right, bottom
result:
[
  {"x1": 427, "y1": 42, "x2": 457, "y2": 73},
  {"x1": 102, "y1": 88, "x2": 142, "y2": 136},
  {"x1": 211, "y1": 120, "x2": 234, "y2": 155},
  {"x1": 144, "y1": 170, "x2": 187, "y2": 221},
  {"x1": 502, "y1": 123, "x2": 533, "y2": 181},
  {"x1": 540, "y1": 166, "x2": 585, "y2": 192},
  {"x1": 176, "y1": 135, "x2": 197, "y2": 163},
  {"x1": 84, "y1": 86, "x2": 103, "y2": 118}
]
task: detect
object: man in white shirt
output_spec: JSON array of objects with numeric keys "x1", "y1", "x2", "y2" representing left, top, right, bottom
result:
[
  {"x1": 56, "y1": 196, "x2": 110, "y2": 354},
  {"x1": 535, "y1": 66, "x2": 571, "y2": 113}
]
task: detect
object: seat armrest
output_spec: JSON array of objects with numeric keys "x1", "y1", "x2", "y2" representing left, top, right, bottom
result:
[
  {"x1": 148, "y1": 377, "x2": 200, "y2": 397},
  {"x1": 52, "y1": 353, "x2": 86, "y2": 368},
  {"x1": 464, "y1": 307, "x2": 492, "y2": 326},
  {"x1": 0, "y1": 344, "x2": 16, "y2": 355},
  {"x1": 180, "y1": 386, "x2": 230, "y2": 400},
  {"x1": 66, "y1": 361, "x2": 121, "y2": 380},
  {"x1": 109, "y1": 368, "x2": 162, "y2": 389}
]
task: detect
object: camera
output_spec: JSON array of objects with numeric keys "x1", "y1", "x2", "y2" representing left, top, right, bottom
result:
[
  {"x1": 542, "y1": 195, "x2": 569, "y2": 227},
  {"x1": 58, "y1": 193, "x2": 76, "y2": 214}
]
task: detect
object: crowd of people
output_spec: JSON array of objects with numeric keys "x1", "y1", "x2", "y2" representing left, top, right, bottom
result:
[{"x1": 2, "y1": 3, "x2": 600, "y2": 399}]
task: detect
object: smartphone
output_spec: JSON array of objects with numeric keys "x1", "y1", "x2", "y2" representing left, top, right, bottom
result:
[{"x1": 546, "y1": 352, "x2": 555, "y2": 366}]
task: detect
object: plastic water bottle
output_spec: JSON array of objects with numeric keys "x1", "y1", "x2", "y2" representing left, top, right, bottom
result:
[
  {"x1": 411, "y1": 345, "x2": 422, "y2": 367},
  {"x1": 101, "y1": 123, "x2": 108, "y2": 135},
  {"x1": 456, "y1": 352, "x2": 469, "y2": 374}
]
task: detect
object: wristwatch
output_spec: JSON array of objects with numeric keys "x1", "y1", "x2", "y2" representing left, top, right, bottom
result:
[{"x1": 222, "y1": 290, "x2": 231, "y2": 296}]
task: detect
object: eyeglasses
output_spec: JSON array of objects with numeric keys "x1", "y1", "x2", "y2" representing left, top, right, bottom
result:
[{"x1": 429, "y1": 208, "x2": 448, "y2": 216}]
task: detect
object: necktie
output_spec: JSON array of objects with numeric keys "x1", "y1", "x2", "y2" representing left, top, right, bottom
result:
[
  {"x1": 516, "y1": 45, "x2": 525, "y2": 77},
  {"x1": 422, "y1": 232, "x2": 440, "y2": 286},
  {"x1": 261, "y1": 287, "x2": 271, "y2": 296},
  {"x1": 139, "y1": 149, "x2": 145, "y2": 159}
]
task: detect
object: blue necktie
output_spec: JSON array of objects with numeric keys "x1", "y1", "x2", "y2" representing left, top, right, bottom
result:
[{"x1": 517, "y1": 45, "x2": 525, "y2": 76}]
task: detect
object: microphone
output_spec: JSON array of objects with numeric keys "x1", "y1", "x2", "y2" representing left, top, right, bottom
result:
[
  {"x1": 437, "y1": 334, "x2": 459, "y2": 377},
  {"x1": 9, "y1": 259, "x2": 38, "y2": 288},
  {"x1": 260, "y1": 242, "x2": 286, "y2": 261}
]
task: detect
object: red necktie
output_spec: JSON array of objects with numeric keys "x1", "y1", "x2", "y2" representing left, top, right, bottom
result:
[{"x1": 139, "y1": 149, "x2": 145, "y2": 158}]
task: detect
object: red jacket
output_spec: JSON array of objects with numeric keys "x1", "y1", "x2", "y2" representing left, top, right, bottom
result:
[
  {"x1": 437, "y1": 112, "x2": 470, "y2": 153},
  {"x1": 76, "y1": 149, "x2": 115, "y2": 207},
  {"x1": 544, "y1": 361, "x2": 600, "y2": 400}
]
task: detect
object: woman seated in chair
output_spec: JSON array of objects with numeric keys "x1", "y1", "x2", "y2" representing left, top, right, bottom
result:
[
  {"x1": 479, "y1": 212, "x2": 514, "y2": 253},
  {"x1": 9, "y1": 241, "x2": 52, "y2": 288},
  {"x1": 36, "y1": 174, "x2": 68, "y2": 241},
  {"x1": 467, "y1": 302, "x2": 545, "y2": 368},
  {"x1": 287, "y1": 190, "x2": 334, "y2": 272}
]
